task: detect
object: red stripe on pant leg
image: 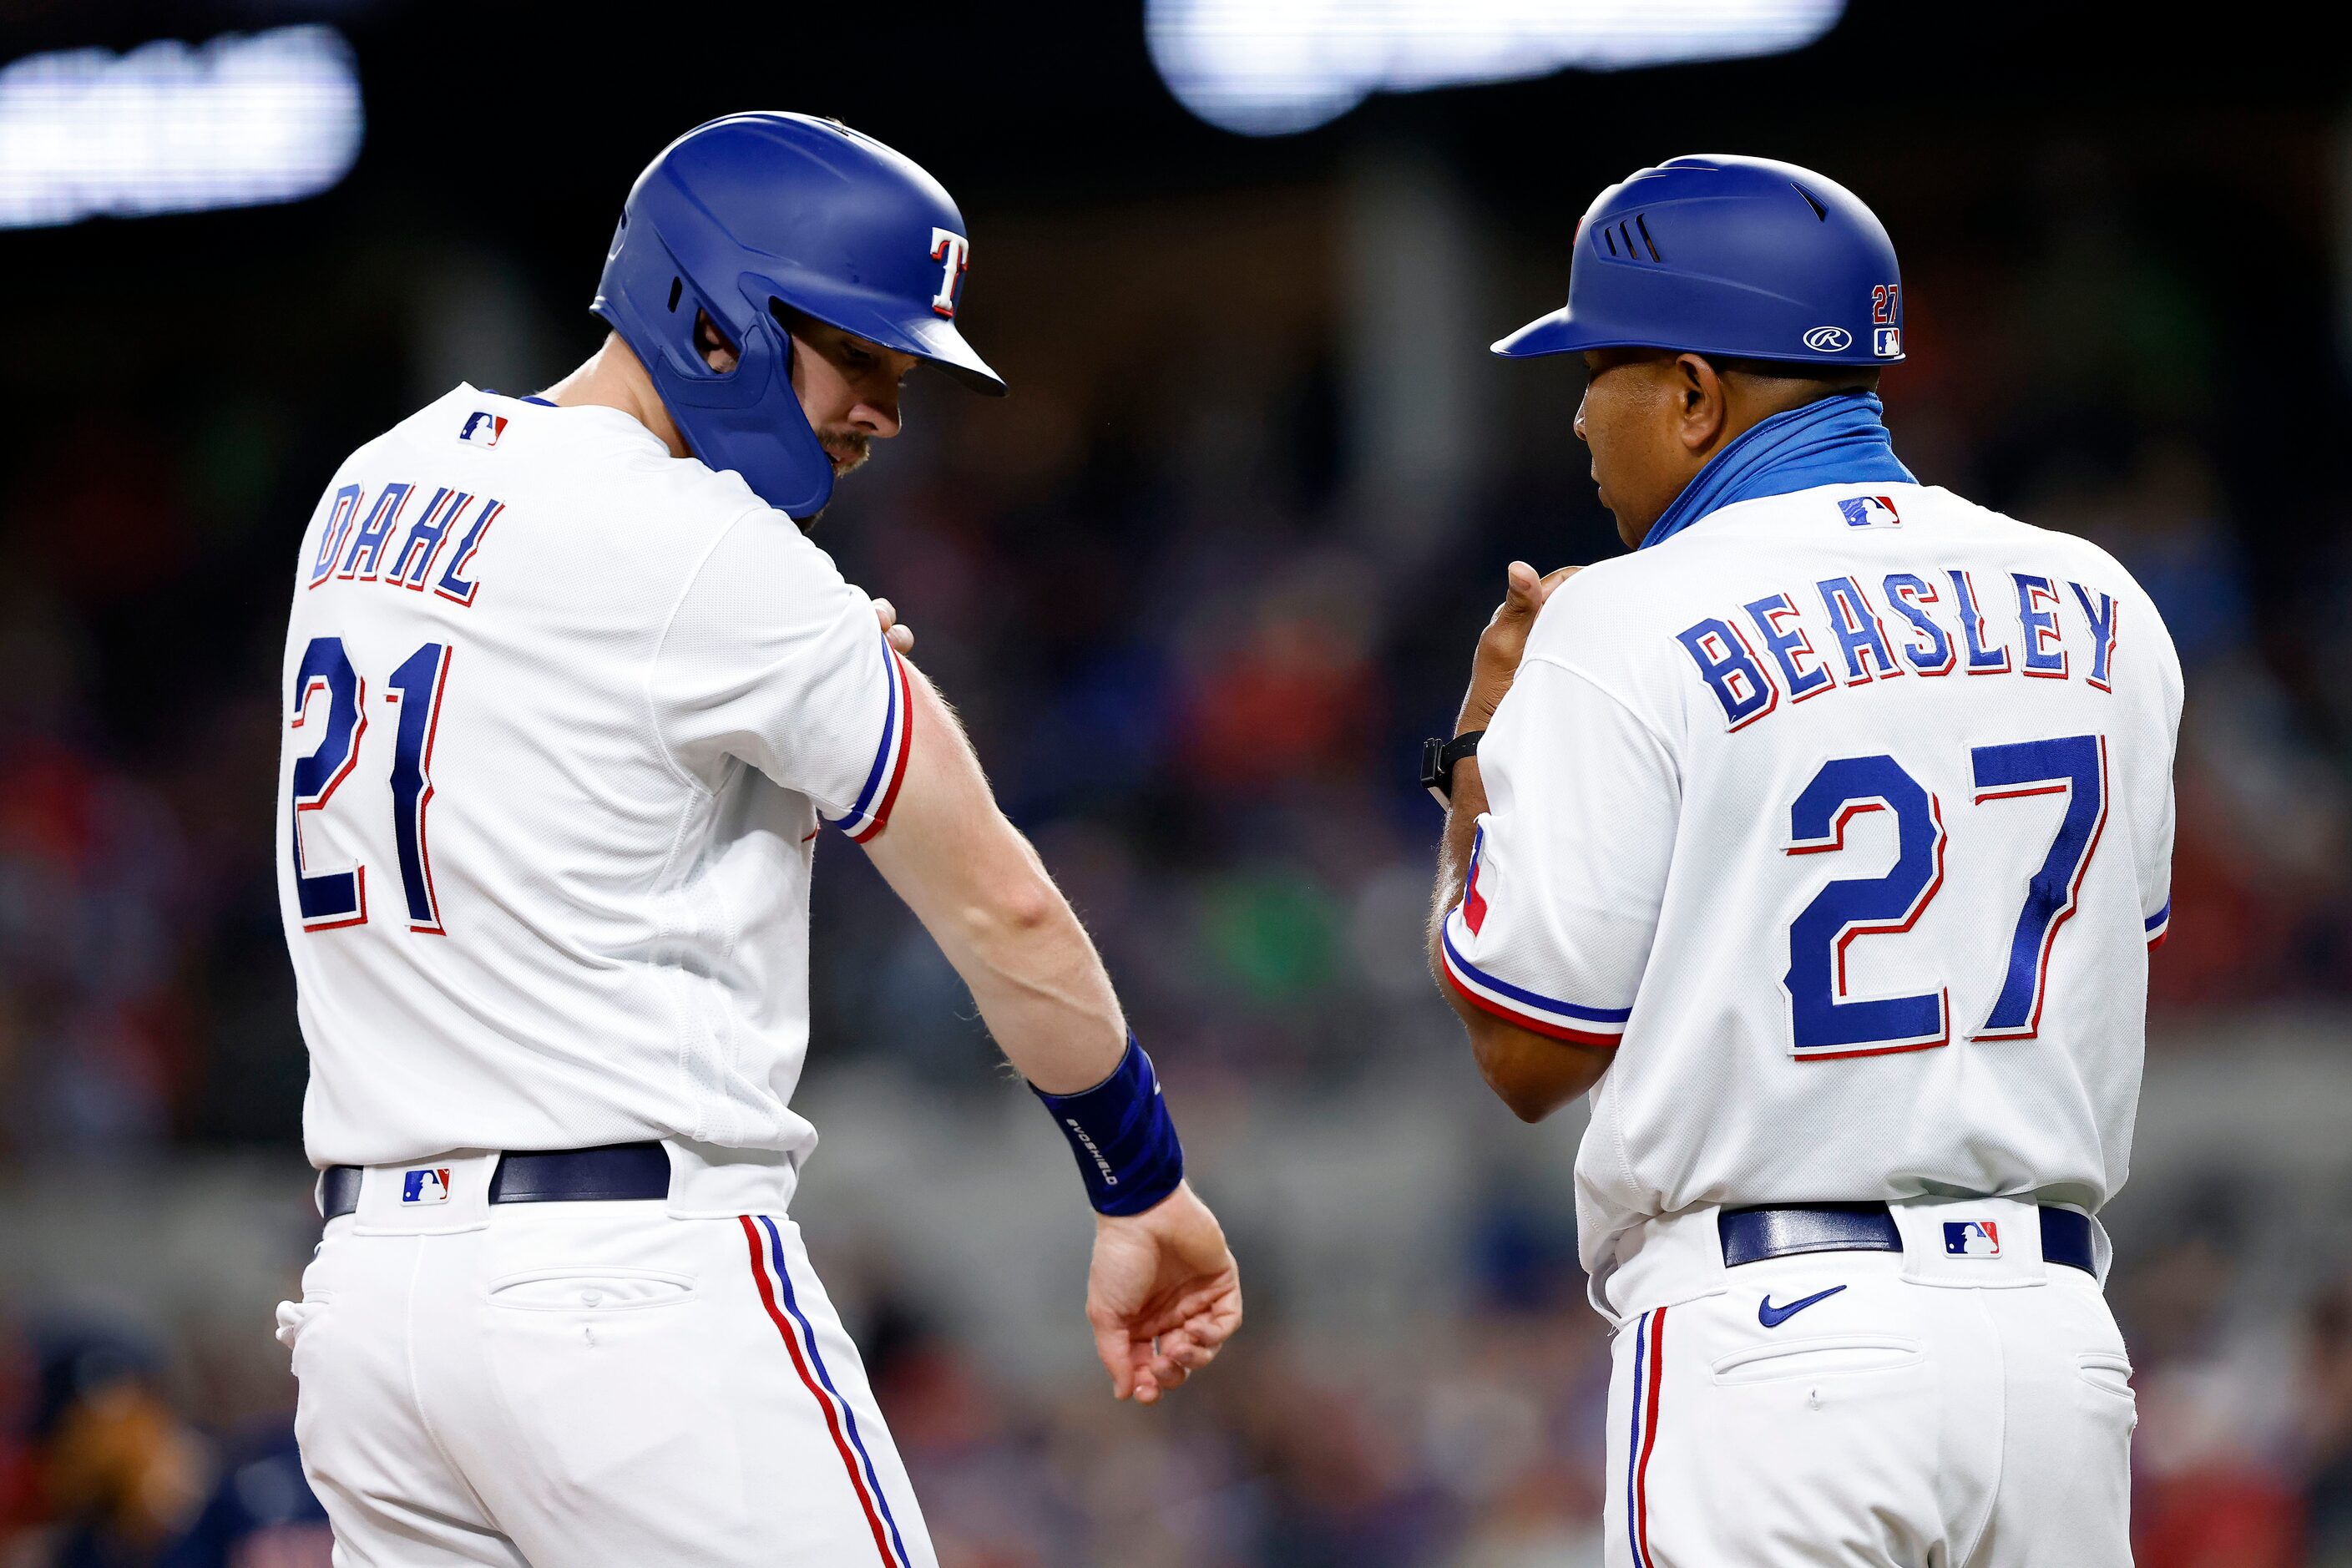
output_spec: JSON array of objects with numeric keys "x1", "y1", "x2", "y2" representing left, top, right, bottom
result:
[
  {"x1": 739, "y1": 1216, "x2": 897, "y2": 1565},
  {"x1": 1635, "y1": 1306, "x2": 1667, "y2": 1566}
]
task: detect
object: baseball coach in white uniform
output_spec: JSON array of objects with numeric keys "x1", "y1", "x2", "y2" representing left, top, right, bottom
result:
[
  {"x1": 273, "y1": 113, "x2": 1242, "y2": 1567},
  {"x1": 1421, "y1": 155, "x2": 2177, "y2": 1565}
]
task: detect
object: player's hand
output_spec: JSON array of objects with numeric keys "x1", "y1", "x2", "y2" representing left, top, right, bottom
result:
[
  {"x1": 1458, "y1": 560, "x2": 1578, "y2": 733},
  {"x1": 872, "y1": 597, "x2": 913, "y2": 655},
  {"x1": 1085, "y1": 1181, "x2": 1242, "y2": 1406}
]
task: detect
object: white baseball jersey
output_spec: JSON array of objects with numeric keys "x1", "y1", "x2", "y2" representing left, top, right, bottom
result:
[
  {"x1": 1438, "y1": 481, "x2": 2180, "y2": 1292},
  {"x1": 276, "y1": 385, "x2": 913, "y2": 1169}
]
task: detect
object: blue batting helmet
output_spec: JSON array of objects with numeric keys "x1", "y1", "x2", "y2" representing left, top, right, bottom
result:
[
  {"x1": 593, "y1": 112, "x2": 1005, "y2": 518},
  {"x1": 1494, "y1": 154, "x2": 1903, "y2": 369}
]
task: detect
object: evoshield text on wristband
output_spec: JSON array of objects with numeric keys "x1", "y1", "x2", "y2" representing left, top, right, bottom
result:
[{"x1": 1030, "y1": 1034, "x2": 1186, "y2": 1216}]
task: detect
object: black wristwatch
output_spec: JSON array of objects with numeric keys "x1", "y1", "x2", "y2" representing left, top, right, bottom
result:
[{"x1": 1420, "y1": 731, "x2": 1485, "y2": 807}]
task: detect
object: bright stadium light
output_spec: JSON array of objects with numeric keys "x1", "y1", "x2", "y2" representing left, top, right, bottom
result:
[
  {"x1": 0, "y1": 25, "x2": 362, "y2": 229},
  {"x1": 1147, "y1": 0, "x2": 1849, "y2": 136}
]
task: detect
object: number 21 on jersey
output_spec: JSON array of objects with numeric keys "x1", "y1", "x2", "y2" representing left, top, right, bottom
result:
[
  {"x1": 290, "y1": 635, "x2": 456, "y2": 934},
  {"x1": 1782, "y1": 733, "x2": 2107, "y2": 1056}
]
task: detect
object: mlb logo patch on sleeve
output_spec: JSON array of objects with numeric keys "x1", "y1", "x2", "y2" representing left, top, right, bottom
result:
[
  {"x1": 1943, "y1": 1220, "x2": 2000, "y2": 1257},
  {"x1": 458, "y1": 411, "x2": 508, "y2": 448},
  {"x1": 1837, "y1": 494, "x2": 1901, "y2": 529},
  {"x1": 402, "y1": 1167, "x2": 454, "y2": 1204}
]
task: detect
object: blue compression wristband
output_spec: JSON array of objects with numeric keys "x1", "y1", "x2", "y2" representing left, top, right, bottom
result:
[{"x1": 1030, "y1": 1035, "x2": 1185, "y2": 1216}]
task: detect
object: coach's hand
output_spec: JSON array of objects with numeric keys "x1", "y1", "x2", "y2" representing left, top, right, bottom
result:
[
  {"x1": 1458, "y1": 561, "x2": 1578, "y2": 733},
  {"x1": 872, "y1": 597, "x2": 913, "y2": 655},
  {"x1": 1086, "y1": 1181, "x2": 1242, "y2": 1406}
]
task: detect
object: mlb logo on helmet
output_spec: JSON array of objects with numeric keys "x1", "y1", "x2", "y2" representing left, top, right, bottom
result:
[
  {"x1": 402, "y1": 1167, "x2": 454, "y2": 1204},
  {"x1": 1944, "y1": 1220, "x2": 2000, "y2": 1257},
  {"x1": 1838, "y1": 494, "x2": 1902, "y2": 529},
  {"x1": 1874, "y1": 327, "x2": 1902, "y2": 357},
  {"x1": 458, "y1": 411, "x2": 508, "y2": 448}
]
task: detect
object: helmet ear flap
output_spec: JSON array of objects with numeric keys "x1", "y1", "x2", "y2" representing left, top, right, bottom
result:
[
  {"x1": 644, "y1": 262, "x2": 750, "y2": 394},
  {"x1": 592, "y1": 215, "x2": 837, "y2": 517},
  {"x1": 612, "y1": 248, "x2": 760, "y2": 410},
  {"x1": 673, "y1": 288, "x2": 724, "y2": 375}
]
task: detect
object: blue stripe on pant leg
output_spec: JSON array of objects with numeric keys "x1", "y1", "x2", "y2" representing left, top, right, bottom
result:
[
  {"x1": 759, "y1": 1215, "x2": 915, "y2": 1568},
  {"x1": 1626, "y1": 1309, "x2": 1650, "y2": 1568}
]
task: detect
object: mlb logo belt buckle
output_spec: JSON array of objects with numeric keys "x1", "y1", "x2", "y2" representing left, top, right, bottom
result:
[
  {"x1": 1943, "y1": 1219, "x2": 2002, "y2": 1257},
  {"x1": 402, "y1": 1166, "x2": 455, "y2": 1205}
]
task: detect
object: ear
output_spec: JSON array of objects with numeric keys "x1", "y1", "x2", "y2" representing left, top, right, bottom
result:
[
  {"x1": 1673, "y1": 353, "x2": 1728, "y2": 454},
  {"x1": 694, "y1": 310, "x2": 741, "y2": 375}
]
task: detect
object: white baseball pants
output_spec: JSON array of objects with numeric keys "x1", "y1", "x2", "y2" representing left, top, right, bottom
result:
[
  {"x1": 1598, "y1": 1196, "x2": 2134, "y2": 1567},
  {"x1": 279, "y1": 1156, "x2": 935, "y2": 1568}
]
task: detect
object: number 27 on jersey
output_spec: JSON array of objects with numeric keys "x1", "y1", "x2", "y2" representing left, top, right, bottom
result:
[{"x1": 1783, "y1": 732, "x2": 2113, "y2": 1057}]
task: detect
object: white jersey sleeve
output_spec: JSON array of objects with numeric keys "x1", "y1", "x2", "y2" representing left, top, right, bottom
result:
[
  {"x1": 650, "y1": 508, "x2": 913, "y2": 841},
  {"x1": 2132, "y1": 620, "x2": 2183, "y2": 948},
  {"x1": 1438, "y1": 655, "x2": 1679, "y2": 1048}
]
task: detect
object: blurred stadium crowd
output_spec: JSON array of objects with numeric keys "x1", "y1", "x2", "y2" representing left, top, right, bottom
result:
[{"x1": 6, "y1": 43, "x2": 2352, "y2": 1568}]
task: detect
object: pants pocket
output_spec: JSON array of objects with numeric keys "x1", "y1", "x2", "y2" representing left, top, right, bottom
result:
[
  {"x1": 487, "y1": 1267, "x2": 698, "y2": 1312},
  {"x1": 1711, "y1": 1334, "x2": 1925, "y2": 1385},
  {"x1": 2076, "y1": 1351, "x2": 2136, "y2": 1401}
]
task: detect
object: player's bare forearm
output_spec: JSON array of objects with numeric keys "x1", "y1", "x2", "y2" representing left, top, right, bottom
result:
[
  {"x1": 1454, "y1": 1005, "x2": 1615, "y2": 1123},
  {"x1": 861, "y1": 660, "x2": 1243, "y2": 1406},
  {"x1": 1428, "y1": 563, "x2": 1612, "y2": 1120},
  {"x1": 860, "y1": 661, "x2": 1126, "y2": 1094}
]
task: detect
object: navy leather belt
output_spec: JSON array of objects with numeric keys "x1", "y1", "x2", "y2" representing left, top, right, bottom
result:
[
  {"x1": 320, "y1": 1142, "x2": 670, "y2": 1221},
  {"x1": 1718, "y1": 1201, "x2": 2095, "y2": 1276}
]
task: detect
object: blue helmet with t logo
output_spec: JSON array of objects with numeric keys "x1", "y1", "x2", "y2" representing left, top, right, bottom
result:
[
  {"x1": 1494, "y1": 154, "x2": 1904, "y2": 370},
  {"x1": 593, "y1": 112, "x2": 1005, "y2": 518}
]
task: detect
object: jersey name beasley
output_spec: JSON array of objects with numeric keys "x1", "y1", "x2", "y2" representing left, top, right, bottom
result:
[
  {"x1": 1439, "y1": 482, "x2": 2180, "y2": 1288},
  {"x1": 276, "y1": 386, "x2": 913, "y2": 1171}
]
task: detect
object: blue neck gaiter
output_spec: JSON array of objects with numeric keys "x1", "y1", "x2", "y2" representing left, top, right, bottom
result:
[{"x1": 1641, "y1": 390, "x2": 1915, "y2": 549}]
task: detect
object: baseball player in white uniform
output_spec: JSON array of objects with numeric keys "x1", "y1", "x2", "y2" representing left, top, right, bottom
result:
[
  {"x1": 273, "y1": 113, "x2": 1242, "y2": 1567},
  {"x1": 1423, "y1": 156, "x2": 2177, "y2": 1565}
]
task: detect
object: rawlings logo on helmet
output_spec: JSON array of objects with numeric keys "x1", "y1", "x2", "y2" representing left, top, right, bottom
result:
[{"x1": 1803, "y1": 325, "x2": 1853, "y2": 352}]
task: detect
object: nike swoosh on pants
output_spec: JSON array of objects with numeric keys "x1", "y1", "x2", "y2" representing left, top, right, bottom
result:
[{"x1": 1758, "y1": 1284, "x2": 1847, "y2": 1328}]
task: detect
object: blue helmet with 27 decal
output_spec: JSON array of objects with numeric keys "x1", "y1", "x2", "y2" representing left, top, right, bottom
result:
[
  {"x1": 593, "y1": 112, "x2": 1006, "y2": 519},
  {"x1": 1494, "y1": 154, "x2": 1904, "y2": 370}
]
